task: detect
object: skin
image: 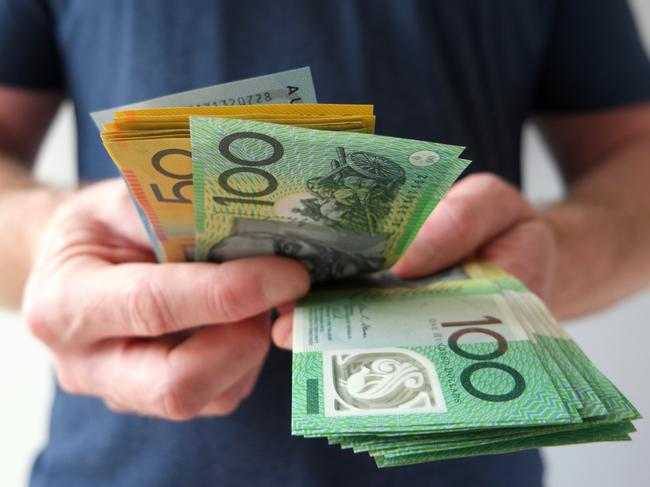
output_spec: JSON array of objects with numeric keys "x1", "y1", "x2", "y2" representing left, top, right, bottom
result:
[{"x1": 2, "y1": 86, "x2": 650, "y2": 419}]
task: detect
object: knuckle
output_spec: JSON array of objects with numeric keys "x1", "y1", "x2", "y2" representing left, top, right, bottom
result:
[
  {"x1": 103, "y1": 400, "x2": 128, "y2": 414},
  {"x1": 125, "y1": 277, "x2": 174, "y2": 336},
  {"x1": 23, "y1": 301, "x2": 52, "y2": 343},
  {"x1": 210, "y1": 276, "x2": 250, "y2": 323},
  {"x1": 442, "y1": 196, "x2": 477, "y2": 243},
  {"x1": 209, "y1": 396, "x2": 242, "y2": 416},
  {"x1": 470, "y1": 172, "x2": 509, "y2": 193},
  {"x1": 472, "y1": 173, "x2": 530, "y2": 213},
  {"x1": 155, "y1": 373, "x2": 199, "y2": 421},
  {"x1": 22, "y1": 286, "x2": 61, "y2": 346},
  {"x1": 54, "y1": 362, "x2": 82, "y2": 395}
]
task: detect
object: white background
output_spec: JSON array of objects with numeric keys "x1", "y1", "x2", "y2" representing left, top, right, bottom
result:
[{"x1": 1, "y1": 2, "x2": 649, "y2": 485}]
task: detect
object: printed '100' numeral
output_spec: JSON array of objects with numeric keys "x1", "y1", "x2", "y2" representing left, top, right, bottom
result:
[
  {"x1": 212, "y1": 131, "x2": 284, "y2": 207},
  {"x1": 442, "y1": 315, "x2": 526, "y2": 402}
]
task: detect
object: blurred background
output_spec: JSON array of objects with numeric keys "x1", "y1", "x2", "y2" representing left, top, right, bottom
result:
[{"x1": 1, "y1": 1, "x2": 649, "y2": 485}]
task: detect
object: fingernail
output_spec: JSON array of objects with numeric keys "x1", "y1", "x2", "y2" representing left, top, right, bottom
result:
[{"x1": 274, "y1": 320, "x2": 293, "y2": 350}]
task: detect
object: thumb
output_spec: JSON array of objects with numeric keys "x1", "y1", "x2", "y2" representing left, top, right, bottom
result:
[{"x1": 391, "y1": 174, "x2": 534, "y2": 279}]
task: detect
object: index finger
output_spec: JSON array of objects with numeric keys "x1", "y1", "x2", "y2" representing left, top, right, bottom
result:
[{"x1": 29, "y1": 256, "x2": 309, "y2": 347}]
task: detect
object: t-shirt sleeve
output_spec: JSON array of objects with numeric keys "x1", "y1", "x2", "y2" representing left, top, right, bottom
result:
[
  {"x1": 533, "y1": 0, "x2": 650, "y2": 113},
  {"x1": 0, "y1": 0, "x2": 64, "y2": 90}
]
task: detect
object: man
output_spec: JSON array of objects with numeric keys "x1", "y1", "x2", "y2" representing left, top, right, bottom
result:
[{"x1": 1, "y1": 1, "x2": 649, "y2": 486}]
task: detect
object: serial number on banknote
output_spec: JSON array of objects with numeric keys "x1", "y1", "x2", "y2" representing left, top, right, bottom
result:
[{"x1": 195, "y1": 92, "x2": 276, "y2": 106}]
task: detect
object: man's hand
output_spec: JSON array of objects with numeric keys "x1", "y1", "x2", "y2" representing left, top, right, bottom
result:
[
  {"x1": 272, "y1": 173, "x2": 556, "y2": 350},
  {"x1": 22, "y1": 179, "x2": 310, "y2": 420}
]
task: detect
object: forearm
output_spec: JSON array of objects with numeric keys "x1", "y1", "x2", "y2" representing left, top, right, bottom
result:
[
  {"x1": 542, "y1": 139, "x2": 650, "y2": 319},
  {"x1": 0, "y1": 154, "x2": 65, "y2": 308}
]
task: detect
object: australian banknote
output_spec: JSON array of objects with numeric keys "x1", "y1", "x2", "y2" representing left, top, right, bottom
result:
[{"x1": 190, "y1": 117, "x2": 469, "y2": 280}]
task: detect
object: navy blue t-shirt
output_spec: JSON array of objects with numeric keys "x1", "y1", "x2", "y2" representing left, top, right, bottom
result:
[{"x1": 1, "y1": 1, "x2": 649, "y2": 486}]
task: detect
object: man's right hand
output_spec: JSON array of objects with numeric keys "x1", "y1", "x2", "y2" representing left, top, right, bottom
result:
[{"x1": 22, "y1": 179, "x2": 310, "y2": 420}]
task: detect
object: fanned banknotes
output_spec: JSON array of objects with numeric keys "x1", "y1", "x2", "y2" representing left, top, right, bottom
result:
[
  {"x1": 190, "y1": 117, "x2": 469, "y2": 281},
  {"x1": 291, "y1": 263, "x2": 640, "y2": 467}
]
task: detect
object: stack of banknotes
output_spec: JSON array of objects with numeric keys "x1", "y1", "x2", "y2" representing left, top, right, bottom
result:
[
  {"x1": 292, "y1": 263, "x2": 640, "y2": 467},
  {"x1": 96, "y1": 68, "x2": 639, "y2": 467}
]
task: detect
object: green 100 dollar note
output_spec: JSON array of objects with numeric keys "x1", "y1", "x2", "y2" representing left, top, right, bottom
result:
[{"x1": 190, "y1": 117, "x2": 470, "y2": 281}]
